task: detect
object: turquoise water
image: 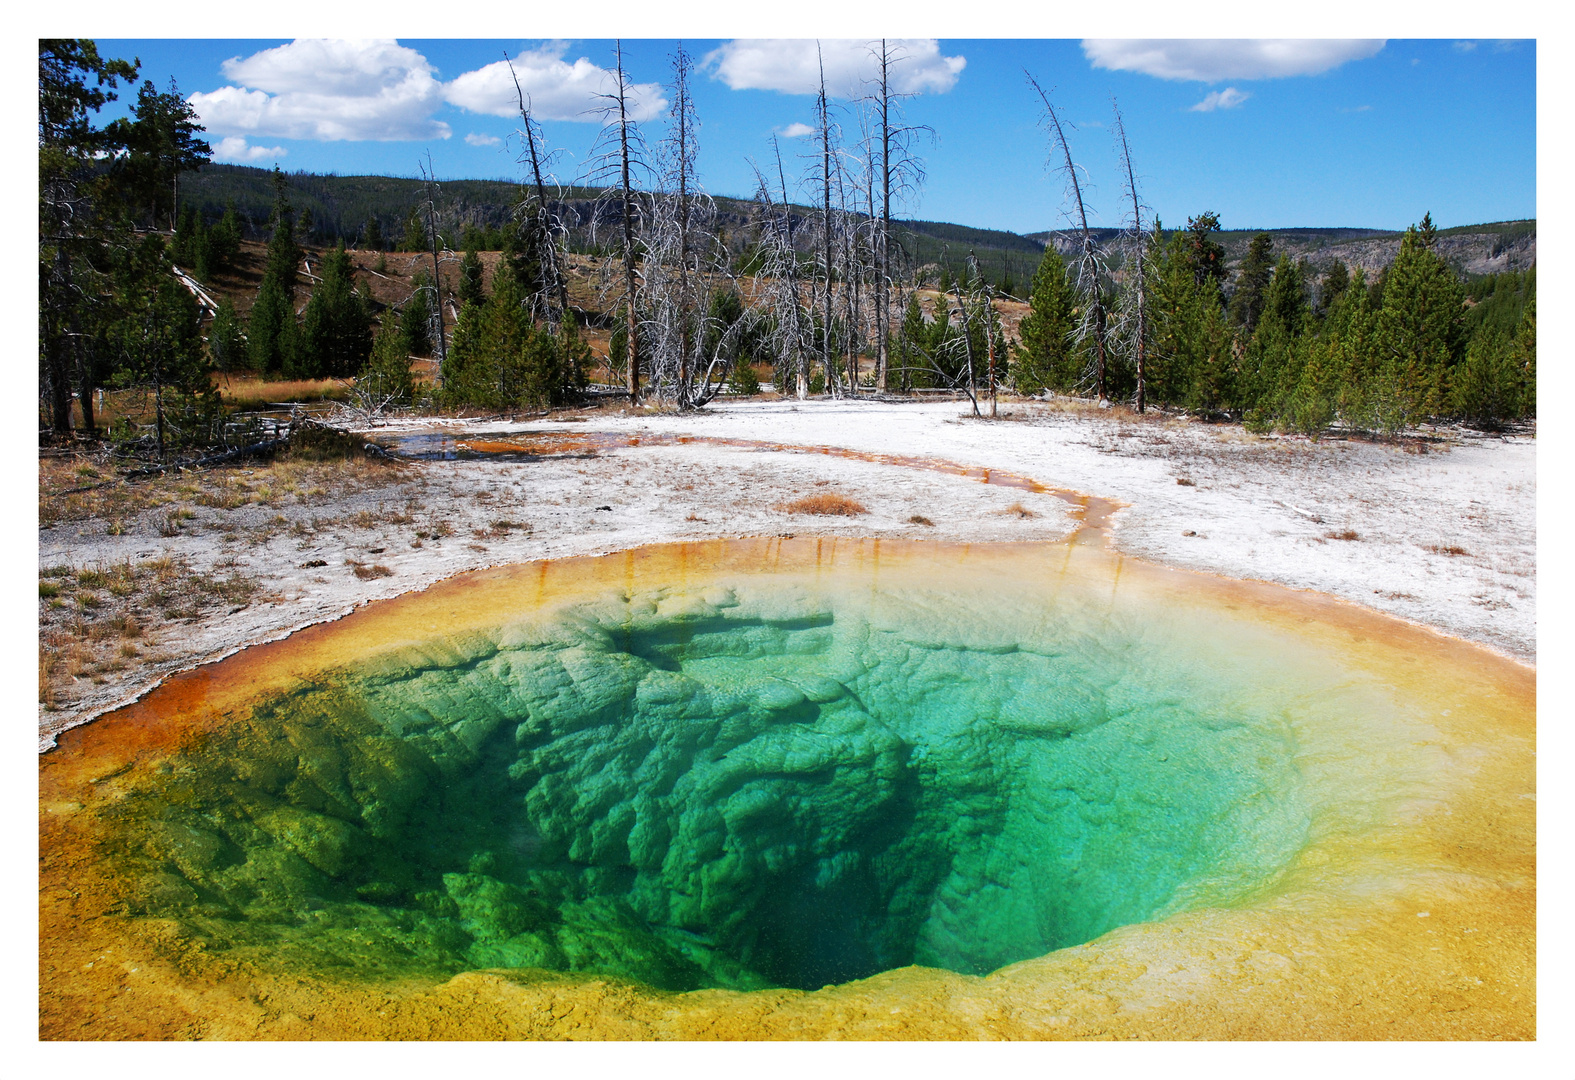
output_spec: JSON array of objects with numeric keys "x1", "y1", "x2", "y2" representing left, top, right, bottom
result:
[{"x1": 109, "y1": 574, "x2": 1320, "y2": 992}]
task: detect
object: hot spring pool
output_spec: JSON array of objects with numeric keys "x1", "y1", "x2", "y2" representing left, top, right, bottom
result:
[{"x1": 39, "y1": 538, "x2": 1535, "y2": 1039}]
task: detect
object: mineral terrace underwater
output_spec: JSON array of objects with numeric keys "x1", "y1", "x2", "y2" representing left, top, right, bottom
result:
[{"x1": 39, "y1": 538, "x2": 1535, "y2": 1040}]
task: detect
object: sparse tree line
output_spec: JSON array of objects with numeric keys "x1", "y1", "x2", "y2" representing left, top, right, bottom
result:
[
  {"x1": 41, "y1": 38, "x2": 1534, "y2": 457},
  {"x1": 1011, "y1": 212, "x2": 1535, "y2": 434}
]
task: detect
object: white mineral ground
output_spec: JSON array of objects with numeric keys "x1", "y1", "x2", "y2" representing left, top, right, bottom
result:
[{"x1": 38, "y1": 398, "x2": 1535, "y2": 751}]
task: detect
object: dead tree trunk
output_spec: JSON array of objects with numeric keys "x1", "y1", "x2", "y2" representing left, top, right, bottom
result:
[
  {"x1": 1114, "y1": 100, "x2": 1148, "y2": 413},
  {"x1": 1028, "y1": 75, "x2": 1108, "y2": 402},
  {"x1": 837, "y1": 156, "x2": 860, "y2": 396},
  {"x1": 954, "y1": 272, "x2": 979, "y2": 417},
  {"x1": 46, "y1": 246, "x2": 75, "y2": 436},
  {"x1": 673, "y1": 44, "x2": 694, "y2": 407},
  {"x1": 865, "y1": 137, "x2": 878, "y2": 394},
  {"x1": 817, "y1": 47, "x2": 837, "y2": 398},
  {"x1": 615, "y1": 41, "x2": 641, "y2": 405},
  {"x1": 876, "y1": 41, "x2": 892, "y2": 391},
  {"x1": 418, "y1": 154, "x2": 448, "y2": 385},
  {"x1": 773, "y1": 138, "x2": 807, "y2": 400},
  {"x1": 976, "y1": 255, "x2": 997, "y2": 418},
  {"x1": 74, "y1": 300, "x2": 95, "y2": 437},
  {"x1": 505, "y1": 53, "x2": 571, "y2": 327}
]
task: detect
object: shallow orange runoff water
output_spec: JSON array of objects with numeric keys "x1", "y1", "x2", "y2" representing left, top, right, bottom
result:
[{"x1": 39, "y1": 535, "x2": 1533, "y2": 1040}]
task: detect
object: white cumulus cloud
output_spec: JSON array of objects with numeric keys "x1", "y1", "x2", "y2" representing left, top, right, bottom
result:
[
  {"x1": 445, "y1": 41, "x2": 666, "y2": 123},
  {"x1": 188, "y1": 39, "x2": 450, "y2": 141},
  {"x1": 705, "y1": 39, "x2": 965, "y2": 97},
  {"x1": 1082, "y1": 39, "x2": 1385, "y2": 82},
  {"x1": 1189, "y1": 87, "x2": 1250, "y2": 112},
  {"x1": 464, "y1": 132, "x2": 502, "y2": 147},
  {"x1": 212, "y1": 136, "x2": 287, "y2": 162},
  {"x1": 778, "y1": 121, "x2": 814, "y2": 138}
]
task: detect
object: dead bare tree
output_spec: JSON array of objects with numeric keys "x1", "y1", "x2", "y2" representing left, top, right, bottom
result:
[
  {"x1": 813, "y1": 46, "x2": 842, "y2": 398},
  {"x1": 504, "y1": 52, "x2": 571, "y2": 328},
  {"x1": 970, "y1": 253, "x2": 999, "y2": 417},
  {"x1": 637, "y1": 42, "x2": 727, "y2": 408},
  {"x1": 864, "y1": 40, "x2": 932, "y2": 392},
  {"x1": 749, "y1": 141, "x2": 809, "y2": 399},
  {"x1": 416, "y1": 153, "x2": 449, "y2": 383},
  {"x1": 954, "y1": 263, "x2": 980, "y2": 417},
  {"x1": 584, "y1": 41, "x2": 650, "y2": 403},
  {"x1": 833, "y1": 138, "x2": 863, "y2": 395},
  {"x1": 1027, "y1": 73, "x2": 1109, "y2": 403},
  {"x1": 1111, "y1": 98, "x2": 1150, "y2": 413},
  {"x1": 670, "y1": 43, "x2": 698, "y2": 405}
]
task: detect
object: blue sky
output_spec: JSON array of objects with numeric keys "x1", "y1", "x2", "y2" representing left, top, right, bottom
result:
[{"x1": 89, "y1": 38, "x2": 1535, "y2": 235}]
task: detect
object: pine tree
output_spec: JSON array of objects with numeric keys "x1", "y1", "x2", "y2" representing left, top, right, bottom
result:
[
  {"x1": 172, "y1": 204, "x2": 200, "y2": 265},
  {"x1": 206, "y1": 297, "x2": 247, "y2": 375},
  {"x1": 106, "y1": 235, "x2": 217, "y2": 453},
  {"x1": 111, "y1": 77, "x2": 210, "y2": 230},
  {"x1": 1229, "y1": 233, "x2": 1275, "y2": 332},
  {"x1": 299, "y1": 242, "x2": 372, "y2": 378},
  {"x1": 1265, "y1": 255, "x2": 1308, "y2": 335},
  {"x1": 1183, "y1": 212, "x2": 1227, "y2": 287},
  {"x1": 1513, "y1": 293, "x2": 1536, "y2": 417},
  {"x1": 247, "y1": 275, "x2": 298, "y2": 377},
  {"x1": 205, "y1": 201, "x2": 242, "y2": 275},
  {"x1": 1014, "y1": 246, "x2": 1079, "y2": 394},
  {"x1": 401, "y1": 207, "x2": 426, "y2": 253},
  {"x1": 1448, "y1": 331, "x2": 1516, "y2": 429},
  {"x1": 363, "y1": 214, "x2": 385, "y2": 252},
  {"x1": 894, "y1": 293, "x2": 928, "y2": 391},
  {"x1": 1238, "y1": 255, "x2": 1306, "y2": 425},
  {"x1": 360, "y1": 308, "x2": 414, "y2": 406},
  {"x1": 446, "y1": 299, "x2": 484, "y2": 391},
  {"x1": 401, "y1": 271, "x2": 435, "y2": 358},
  {"x1": 247, "y1": 168, "x2": 302, "y2": 376},
  {"x1": 458, "y1": 245, "x2": 486, "y2": 308},
  {"x1": 39, "y1": 38, "x2": 139, "y2": 436},
  {"x1": 448, "y1": 254, "x2": 530, "y2": 408},
  {"x1": 1147, "y1": 225, "x2": 1232, "y2": 413},
  {"x1": 1373, "y1": 213, "x2": 1466, "y2": 425},
  {"x1": 928, "y1": 293, "x2": 960, "y2": 384},
  {"x1": 1317, "y1": 260, "x2": 1350, "y2": 319},
  {"x1": 1329, "y1": 269, "x2": 1395, "y2": 434}
]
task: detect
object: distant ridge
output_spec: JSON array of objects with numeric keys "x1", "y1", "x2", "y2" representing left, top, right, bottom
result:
[{"x1": 182, "y1": 164, "x2": 1534, "y2": 286}]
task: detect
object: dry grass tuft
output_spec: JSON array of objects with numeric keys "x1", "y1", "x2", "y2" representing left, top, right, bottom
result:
[
  {"x1": 37, "y1": 552, "x2": 262, "y2": 710},
  {"x1": 779, "y1": 493, "x2": 868, "y2": 516},
  {"x1": 1176, "y1": 477, "x2": 1196, "y2": 486},
  {"x1": 353, "y1": 563, "x2": 394, "y2": 580},
  {"x1": 1325, "y1": 529, "x2": 1360, "y2": 541},
  {"x1": 999, "y1": 502, "x2": 1037, "y2": 519},
  {"x1": 215, "y1": 376, "x2": 351, "y2": 409},
  {"x1": 1427, "y1": 543, "x2": 1471, "y2": 557},
  {"x1": 908, "y1": 515, "x2": 935, "y2": 526}
]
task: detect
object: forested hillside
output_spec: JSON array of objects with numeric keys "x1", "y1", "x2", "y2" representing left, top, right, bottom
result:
[{"x1": 181, "y1": 164, "x2": 1051, "y2": 295}]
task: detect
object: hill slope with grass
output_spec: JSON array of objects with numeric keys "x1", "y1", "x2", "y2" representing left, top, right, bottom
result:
[{"x1": 184, "y1": 164, "x2": 1532, "y2": 294}]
